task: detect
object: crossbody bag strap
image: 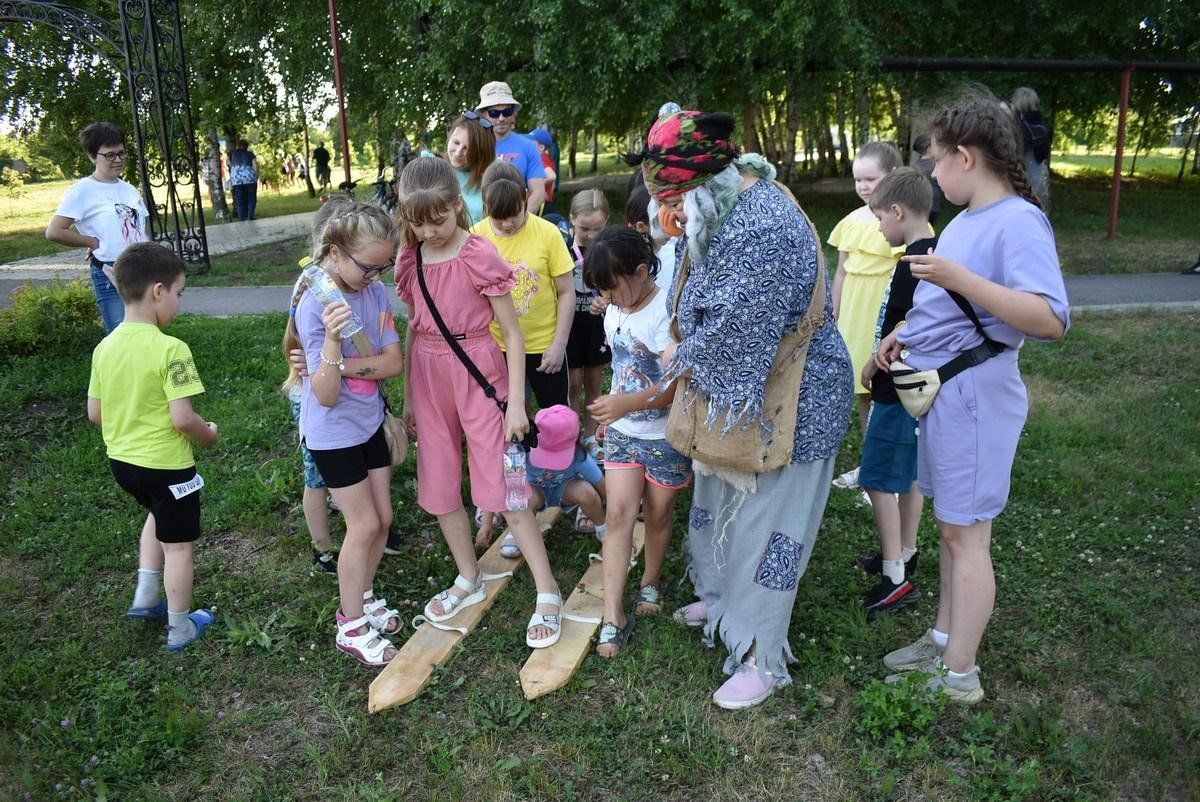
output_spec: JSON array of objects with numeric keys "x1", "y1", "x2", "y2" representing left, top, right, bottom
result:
[
  {"x1": 413, "y1": 245, "x2": 506, "y2": 413},
  {"x1": 946, "y1": 289, "x2": 1006, "y2": 355}
]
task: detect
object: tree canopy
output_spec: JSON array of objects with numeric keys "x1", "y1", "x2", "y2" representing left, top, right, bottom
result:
[{"x1": 2, "y1": 0, "x2": 1196, "y2": 177}]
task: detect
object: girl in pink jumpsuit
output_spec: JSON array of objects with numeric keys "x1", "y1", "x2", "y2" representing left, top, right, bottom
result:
[{"x1": 394, "y1": 158, "x2": 563, "y2": 649}]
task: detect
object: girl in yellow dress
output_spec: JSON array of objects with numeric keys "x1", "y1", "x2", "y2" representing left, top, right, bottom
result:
[{"x1": 828, "y1": 141, "x2": 904, "y2": 486}]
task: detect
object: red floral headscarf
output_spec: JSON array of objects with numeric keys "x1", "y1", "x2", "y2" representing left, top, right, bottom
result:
[{"x1": 641, "y1": 111, "x2": 738, "y2": 198}]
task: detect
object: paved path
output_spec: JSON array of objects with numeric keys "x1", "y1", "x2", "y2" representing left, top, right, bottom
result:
[{"x1": 2, "y1": 209, "x2": 1198, "y2": 314}]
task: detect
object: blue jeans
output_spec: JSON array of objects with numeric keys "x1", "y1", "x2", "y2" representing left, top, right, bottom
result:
[
  {"x1": 90, "y1": 260, "x2": 124, "y2": 333},
  {"x1": 231, "y1": 182, "x2": 257, "y2": 220}
]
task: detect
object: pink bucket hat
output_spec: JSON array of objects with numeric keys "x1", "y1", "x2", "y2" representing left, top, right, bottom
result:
[{"x1": 529, "y1": 405, "x2": 580, "y2": 470}]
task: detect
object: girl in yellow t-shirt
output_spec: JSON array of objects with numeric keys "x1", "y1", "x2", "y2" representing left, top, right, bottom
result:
[
  {"x1": 471, "y1": 160, "x2": 575, "y2": 407},
  {"x1": 828, "y1": 141, "x2": 904, "y2": 454}
]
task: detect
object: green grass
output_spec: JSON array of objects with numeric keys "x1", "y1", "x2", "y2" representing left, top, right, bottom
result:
[
  {"x1": 0, "y1": 169, "x2": 382, "y2": 263},
  {"x1": 1, "y1": 311, "x2": 1198, "y2": 800}
]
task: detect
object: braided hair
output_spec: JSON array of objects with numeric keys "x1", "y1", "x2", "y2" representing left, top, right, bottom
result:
[{"x1": 929, "y1": 98, "x2": 1042, "y2": 210}]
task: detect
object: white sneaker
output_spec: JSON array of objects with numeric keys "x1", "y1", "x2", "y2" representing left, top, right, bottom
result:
[{"x1": 832, "y1": 466, "x2": 861, "y2": 489}]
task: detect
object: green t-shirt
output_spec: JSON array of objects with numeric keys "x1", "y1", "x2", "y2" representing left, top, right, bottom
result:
[{"x1": 87, "y1": 322, "x2": 205, "y2": 469}]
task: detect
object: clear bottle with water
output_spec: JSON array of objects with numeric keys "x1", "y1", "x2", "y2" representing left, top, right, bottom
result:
[
  {"x1": 302, "y1": 264, "x2": 364, "y2": 339},
  {"x1": 503, "y1": 440, "x2": 529, "y2": 511}
]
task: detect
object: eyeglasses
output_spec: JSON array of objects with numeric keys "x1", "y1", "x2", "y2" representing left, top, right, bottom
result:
[
  {"x1": 97, "y1": 150, "x2": 127, "y2": 163},
  {"x1": 462, "y1": 110, "x2": 493, "y2": 129},
  {"x1": 345, "y1": 251, "x2": 391, "y2": 280},
  {"x1": 484, "y1": 106, "x2": 516, "y2": 119}
]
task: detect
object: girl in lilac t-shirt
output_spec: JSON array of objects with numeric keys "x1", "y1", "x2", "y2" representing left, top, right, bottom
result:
[
  {"x1": 286, "y1": 199, "x2": 404, "y2": 667},
  {"x1": 874, "y1": 97, "x2": 1069, "y2": 704}
]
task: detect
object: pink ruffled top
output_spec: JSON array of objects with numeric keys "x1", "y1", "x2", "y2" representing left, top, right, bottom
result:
[{"x1": 394, "y1": 234, "x2": 516, "y2": 337}]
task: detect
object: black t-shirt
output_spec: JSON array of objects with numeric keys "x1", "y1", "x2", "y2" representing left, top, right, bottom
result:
[
  {"x1": 872, "y1": 236, "x2": 938, "y2": 404},
  {"x1": 313, "y1": 146, "x2": 330, "y2": 168}
]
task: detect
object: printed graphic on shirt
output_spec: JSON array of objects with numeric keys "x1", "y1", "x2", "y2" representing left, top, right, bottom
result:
[
  {"x1": 116, "y1": 203, "x2": 144, "y2": 245},
  {"x1": 168, "y1": 357, "x2": 200, "y2": 387},
  {"x1": 509, "y1": 260, "x2": 540, "y2": 316},
  {"x1": 611, "y1": 329, "x2": 665, "y2": 423}
]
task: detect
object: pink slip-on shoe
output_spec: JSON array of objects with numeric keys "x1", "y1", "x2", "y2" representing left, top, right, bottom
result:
[{"x1": 712, "y1": 661, "x2": 789, "y2": 710}]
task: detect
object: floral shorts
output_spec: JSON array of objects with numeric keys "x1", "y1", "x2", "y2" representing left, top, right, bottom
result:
[
  {"x1": 291, "y1": 399, "x2": 327, "y2": 490},
  {"x1": 603, "y1": 428, "x2": 692, "y2": 490}
]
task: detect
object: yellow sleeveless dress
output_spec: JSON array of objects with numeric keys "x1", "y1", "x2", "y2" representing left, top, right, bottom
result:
[{"x1": 828, "y1": 210, "x2": 904, "y2": 395}]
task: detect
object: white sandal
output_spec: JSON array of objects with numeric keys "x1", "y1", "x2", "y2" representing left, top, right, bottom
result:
[
  {"x1": 362, "y1": 590, "x2": 401, "y2": 634},
  {"x1": 525, "y1": 592, "x2": 563, "y2": 649},
  {"x1": 499, "y1": 532, "x2": 521, "y2": 559},
  {"x1": 335, "y1": 614, "x2": 394, "y2": 666},
  {"x1": 423, "y1": 573, "x2": 486, "y2": 623}
]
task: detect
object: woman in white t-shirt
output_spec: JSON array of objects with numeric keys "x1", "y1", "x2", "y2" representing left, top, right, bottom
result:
[{"x1": 45, "y1": 122, "x2": 149, "y2": 333}]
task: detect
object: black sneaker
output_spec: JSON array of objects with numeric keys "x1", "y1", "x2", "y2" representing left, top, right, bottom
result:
[
  {"x1": 1183, "y1": 257, "x2": 1200, "y2": 275},
  {"x1": 864, "y1": 576, "x2": 918, "y2": 615},
  {"x1": 855, "y1": 550, "x2": 919, "y2": 579},
  {"x1": 311, "y1": 549, "x2": 338, "y2": 578},
  {"x1": 383, "y1": 524, "x2": 402, "y2": 556}
]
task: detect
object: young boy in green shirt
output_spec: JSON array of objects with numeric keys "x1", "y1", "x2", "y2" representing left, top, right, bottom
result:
[{"x1": 87, "y1": 242, "x2": 220, "y2": 652}]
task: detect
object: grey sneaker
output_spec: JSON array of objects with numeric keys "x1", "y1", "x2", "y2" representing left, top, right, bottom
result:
[
  {"x1": 883, "y1": 629, "x2": 943, "y2": 671},
  {"x1": 923, "y1": 661, "x2": 984, "y2": 704}
]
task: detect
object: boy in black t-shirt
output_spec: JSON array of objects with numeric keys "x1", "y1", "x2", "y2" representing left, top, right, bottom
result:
[{"x1": 857, "y1": 167, "x2": 938, "y2": 614}]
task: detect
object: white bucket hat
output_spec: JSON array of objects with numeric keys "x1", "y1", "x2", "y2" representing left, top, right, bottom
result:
[{"x1": 477, "y1": 80, "x2": 521, "y2": 112}]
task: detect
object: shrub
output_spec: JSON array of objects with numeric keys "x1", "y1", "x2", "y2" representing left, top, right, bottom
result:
[{"x1": 0, "y1": 280, "x2": 101, "y2": 362}]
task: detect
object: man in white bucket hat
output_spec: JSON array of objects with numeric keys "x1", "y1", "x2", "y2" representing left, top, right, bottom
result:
[{"x1": 477, "y1": 80, "x2": 546, "y2": 214}]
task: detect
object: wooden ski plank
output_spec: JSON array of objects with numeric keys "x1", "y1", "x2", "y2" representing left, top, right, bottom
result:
[
  {"x1": 519, "y1": 522, "x2": 645, "y2": 701},
  {"x1": 368, "y1": 507, "x2": 561, "y2": 713}
]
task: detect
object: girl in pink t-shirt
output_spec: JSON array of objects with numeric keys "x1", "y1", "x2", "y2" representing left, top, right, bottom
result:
[{"x1": 394, "y1": 157, "x2": 563, "y2": 650}]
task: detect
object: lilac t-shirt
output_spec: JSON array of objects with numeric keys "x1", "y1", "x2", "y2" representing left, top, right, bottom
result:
[
  {"x1": 901, "y1": 196, "x2": 1069, "y2": 356},
  {"x1": 297, "y1": 279, "x2": 400, "y2": 449}
]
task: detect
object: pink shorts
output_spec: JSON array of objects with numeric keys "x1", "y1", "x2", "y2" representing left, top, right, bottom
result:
[{"x1": 410, "y1": 331, "x2": 508, "y2": 515}]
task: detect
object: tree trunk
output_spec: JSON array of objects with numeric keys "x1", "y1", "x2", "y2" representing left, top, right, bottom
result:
[
  {"x1": 855, "y1": 80, "x2": 870, "y2": 153},
  {"x1": 1179, "y1": 112, "x2": 1199, "y2": 185},
  {"x1": 204, "y1": 129, "x2": 229, "y2": 222},
  {"x1": 297, "y1": 91, "x2": 315, "y2": 198},
  {"x1": 835, "y1": 84, "x2": 851, "y2": 175},
  {"x1": 590, "y1": 126, "x2": 599, "y2": 173},
  {"x1": 1127, "y1": 97, "x2": 1154, "y2": 178},
  {"x1": 568, "y1": 124, "x2": 578, "y2": 180}
]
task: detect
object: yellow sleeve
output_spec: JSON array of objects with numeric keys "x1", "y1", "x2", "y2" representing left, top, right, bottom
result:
[{"x1": 545, "y1": 224, "x2": 574, "y2": 278}]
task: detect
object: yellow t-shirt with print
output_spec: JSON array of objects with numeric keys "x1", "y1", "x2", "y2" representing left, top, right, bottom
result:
[
  {"x1": 87, "y1": 322, "x2": 206, "y2": 469},
  {"x1": 471, "y1": 214, "x2": 574, "y2": 353}
]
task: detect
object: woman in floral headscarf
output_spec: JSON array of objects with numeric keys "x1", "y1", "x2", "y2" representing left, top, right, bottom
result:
[{"x1": 646, "y1": 110, "x2": 852, "y2": 710}]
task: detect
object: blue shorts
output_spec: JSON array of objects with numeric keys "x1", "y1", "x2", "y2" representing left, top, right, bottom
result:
[
  {"x1": 290, "y1": 399, "x2": 327, "y2": 490},
  {"x1": 527, "y1": 447, "x2": 603, "y2": 508},
  {"x1": 604, "y1": 428, "x2": 692, "y2": 490},
  {"x1": 859, "y1": 401, "x2": 918, "y2": 494}
]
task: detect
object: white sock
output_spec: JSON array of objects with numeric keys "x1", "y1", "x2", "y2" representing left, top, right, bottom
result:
[
  {"x1": 882, "y1": 558, "x2": 905, "y2": 584},
  {"x1": 931, "y1": 628, "x2": 949, "y2": 648},
  {"x1": 132, "y1": 569, "x2": 161, "y2": 608},
  {"x1": 900, "y1": 546, "x2": 918, "y2": 562},
  {"x1": 947, "y1": 667, "x2": 975, "y2": 678},
  {"x1": 167, "y1": 609, "x2": 196, "y2": 646},
  {"x1": 593, "y1": 522, "x2": 607, "y2": 541}
]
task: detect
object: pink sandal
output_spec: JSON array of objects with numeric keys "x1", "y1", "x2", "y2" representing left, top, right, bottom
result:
[{"x1": 673, "y1": 600, "x2": 707, "y2": 628}]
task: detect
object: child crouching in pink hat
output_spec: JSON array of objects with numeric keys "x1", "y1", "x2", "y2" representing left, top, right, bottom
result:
[{"x1": 476, "y1": 404, "x2": 607, "y2": 557}]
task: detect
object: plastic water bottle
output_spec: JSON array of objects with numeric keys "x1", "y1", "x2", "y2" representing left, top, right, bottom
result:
[
  {"x1": 302, "y1": 264, "x2": 364, "y2": 340},
  {"x1": 503, "y1": 441, "x2": 529, "y2": 511}
]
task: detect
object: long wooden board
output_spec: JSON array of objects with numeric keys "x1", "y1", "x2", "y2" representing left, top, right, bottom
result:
[
  {"x1": 368, "y1": 507, "x2": 561, "y2": 713},
  {"x1": 519, "y1": 521, "x2": 645, "y2": 701}
]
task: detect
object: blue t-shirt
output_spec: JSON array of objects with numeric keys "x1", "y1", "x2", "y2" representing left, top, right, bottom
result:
[{"x1": 494, "y1": 133, "x2": 545, "y2": 186}]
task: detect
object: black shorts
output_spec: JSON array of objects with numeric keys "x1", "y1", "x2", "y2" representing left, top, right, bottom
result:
[
  {"x1": 306, "y1": 424, "x2": 390, "y2": 488},
  {"x1": 566, "y1": 311, "x2": 611, "y2": 369},
  {"x1": 523, "y1": 353, "x2": 570, "y2": 408},
  {"x1": 110, "y1": 460, "x2": 203, "y2": 544}
]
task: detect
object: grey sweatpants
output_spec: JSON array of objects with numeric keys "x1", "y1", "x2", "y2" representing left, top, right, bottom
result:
[{"x1": 685, "y1": 456, "x2": 835, "y2": 680}]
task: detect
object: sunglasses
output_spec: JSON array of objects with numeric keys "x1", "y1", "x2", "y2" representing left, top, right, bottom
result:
[
  {"x1": 484, "y1": 106, "x2": 516, "y2": 119},
  {"x1": 97, "y1": 150, "x2": 127, "y2": 163},
  {"x1": 462, "y1": 110, "x2": 493, "y2": 130},
  {"x1": 345, "y1": 251, "x2": 391, "y2": 280}
]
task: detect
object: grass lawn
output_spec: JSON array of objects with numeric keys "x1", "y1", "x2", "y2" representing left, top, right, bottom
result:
[
  {"x1": 0, "y1": 169, "x2": 382, "y2": 264},
  {"x1": 1, "y1": 311, "x2": 1197, "y2": 800}
]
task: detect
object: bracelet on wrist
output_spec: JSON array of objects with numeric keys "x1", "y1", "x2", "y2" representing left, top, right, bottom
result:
[{"x1": 319, "y1": 351, "x2": 344, "y2": 372}]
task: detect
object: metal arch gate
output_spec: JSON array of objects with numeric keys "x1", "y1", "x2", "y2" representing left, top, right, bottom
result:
[{"x1": 1, "y1": 0, "x2": 210, "y2": 272}]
